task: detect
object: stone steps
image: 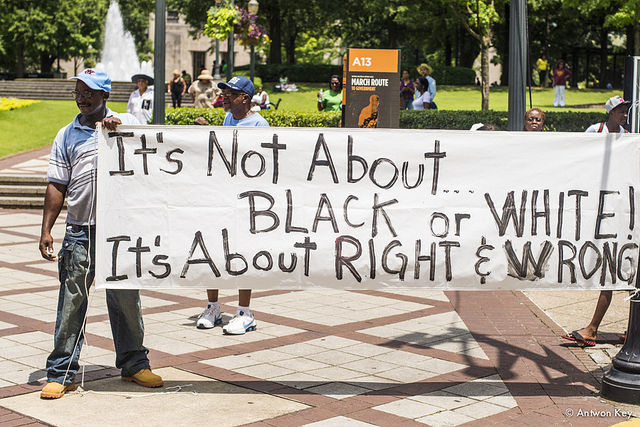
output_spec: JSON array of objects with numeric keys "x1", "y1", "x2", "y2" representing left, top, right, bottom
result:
[
  {"x1": 0, "y1": 175, "x2": 61, "y2": 210},
  {"x1": 0, "y1": 79, "x2": 183, "y2": 105}
]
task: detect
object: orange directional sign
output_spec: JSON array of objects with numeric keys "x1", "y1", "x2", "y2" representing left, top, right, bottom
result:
[{"x1": 347, "y1": 49, "x2": 399, "y2": 73}]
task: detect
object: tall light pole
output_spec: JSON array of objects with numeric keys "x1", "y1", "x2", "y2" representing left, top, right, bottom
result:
[
  {"x1": 248, "y1": 0, "x2": 259, "y2": 82},
  {"x1": 153, "y1": 0, "x2": 166, "y2": 124},
  {"x1": 213, "y1": 0, "x2": 222, "y2": 80},
  {"x1": 226, "y1": 0, "x2": 235, "y2": 80}
]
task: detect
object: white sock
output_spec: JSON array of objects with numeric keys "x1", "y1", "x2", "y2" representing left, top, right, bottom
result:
[
  {"x1": 237, "y1": 305, "x2": 251, "y2": 315},
  {"x1": 207, "y1": 302, "x2": 220, "y2": 310}
]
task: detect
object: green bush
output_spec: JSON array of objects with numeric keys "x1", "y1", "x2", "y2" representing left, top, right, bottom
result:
[
  {"x1": 166, "y1": 107, "x2": 607, "y2": 132},
  {"x1": 235, "y1": 63, "x2": 343, "y2": 83},
  {"x1": 430, "y1": 66, "x2": 477, "y2": 85},
  {"x1": 166, "y1": 108, "x2": 227, "y2": 125},
  {"x1": 400, "y1": 110, "x2": 508, "y2": 130},
  {"x1": 166, "y1": 107, "x2": 340, "y2": 127},
  {"x1": 543, "y1": 111, "x2": 606, "y2": 132}
]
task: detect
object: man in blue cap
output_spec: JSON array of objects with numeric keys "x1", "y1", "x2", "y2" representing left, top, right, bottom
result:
[
  {"x1": 218, "y1": 76, "x2": 269, "y2": 126},
  {"x1": 197, "y1": 76, "x2": 268, "y2": 335},
  {"x1": 38, "y1": 68, "x2": 163, "y2": 398}
]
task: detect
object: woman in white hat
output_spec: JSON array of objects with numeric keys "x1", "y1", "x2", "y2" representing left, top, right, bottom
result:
[
  {"x1": 188, "y1": 69, "x2": 219, "y2": 108},
  {"x1": 416, "y1": 63, "x2": 437, "y2": 109},
  {"x1": 127, "y1": 74, "x2": 154, "y2": 124}
]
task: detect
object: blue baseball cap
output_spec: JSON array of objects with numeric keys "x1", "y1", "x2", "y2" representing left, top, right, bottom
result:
[
  {"x1": 70, "y1": 68, "x2": 112, "y2": 92},
  {"x1": 218, "y1": 76, "x2": 254, "y2": 98}
]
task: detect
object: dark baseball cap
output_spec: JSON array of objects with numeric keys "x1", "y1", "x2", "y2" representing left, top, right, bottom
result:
[{"x1": 217, "y1": 76, "x2": 254, "y2": 98}]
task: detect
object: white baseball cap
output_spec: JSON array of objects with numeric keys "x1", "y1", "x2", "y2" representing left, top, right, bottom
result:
[{"x1": 605, "y1": 96, "x2": 631, "y2": 114}]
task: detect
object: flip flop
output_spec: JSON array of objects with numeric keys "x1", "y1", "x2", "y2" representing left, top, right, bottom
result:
[{"x1": 561, "y1": 330, "x2": 596, "y2": 346}]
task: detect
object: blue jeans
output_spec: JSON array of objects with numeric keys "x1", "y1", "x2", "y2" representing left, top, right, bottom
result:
[{"x1": 46, "y1": 224, "x2": 150, "y2": 385}]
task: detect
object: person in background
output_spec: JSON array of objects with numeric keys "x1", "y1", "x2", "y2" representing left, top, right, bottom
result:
[
  {"x1": 197, "y1": 76, "x2": 268, "y2": 335},
  {"x1": 317, "y1": 75, "x2": 343, "y2": 112},
  {"x1": 400, "y1": 70, "x2": 415, "y2": 110},
  {"x1": 412, "y1": 77, "x2": 431, "y2": 110},
  {"x1": 252, "y1": 86, "x2": 270, "y2": 109},
  {"x1": 168, "y1": 69, "x2": 186, "y2": 108},
  {"x1": 416, "y1": 63, "x2": 437, "y2": 109},
  {"x1": 471, "y1": 123, "x2": 499, "y2": 131},
  {"x1": 126, "y1": 73, "x2": 154, "y2": 124},
  {"x1": 585, "y1": 95, "x2": 630, "y2": 133},
  {"x1": 523, "y1": 107, "x2": 545, "y2": 131},
  {"x1": 194, "y1": 116, "x2": 208, "y2": 125},
  {"x1": 279, "y1": 73, "x2": 289, "y2": 91},
  {"x1": 561, "y1": 96, "x2": 631, "y2": 347},
  {"x1": 39, "y1": 68, "x2": 163, "y2": 399},
  {"x1": 552, "y1": 60, "x2": 572, "y2": 107},
  {"x1": 188, "y1": 69, "x2": 218, "y2": 108},
  {"x1": 182, "y1": 70, "x2": 192, "y2": 90},
  {"x1": 536, "y1": 54, "x2": 548, "y2": 87}
]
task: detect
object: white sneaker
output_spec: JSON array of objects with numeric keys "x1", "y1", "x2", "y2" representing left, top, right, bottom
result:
[
  {"x1": 222, "y1": 311, "x2": 257, "y2": 335},
  {"x1": 196, "y1": 305, "x2": 222, "y2": 329}
]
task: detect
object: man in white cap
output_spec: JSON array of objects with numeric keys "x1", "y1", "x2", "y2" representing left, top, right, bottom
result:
[
  {"x1": 38, "y1": 68, "x2": 163, "y2": 398},
  {"x1": 562, "y1": 95, "x2": 632, "y2": 347},
  {"x1": 585, "y1": 95, "x2": 630, "y2": 133}
]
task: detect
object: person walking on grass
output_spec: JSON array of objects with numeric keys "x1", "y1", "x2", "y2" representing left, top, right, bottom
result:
[
  {"x1": 197, "y1": 76, "x2": 268, "y2": 334},
  {"x1": 39, "y1": 69, "x2": 163, "y2": 399}
]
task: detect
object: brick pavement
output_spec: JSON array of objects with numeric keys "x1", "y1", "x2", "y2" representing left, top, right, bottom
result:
[{"x1": 0, "y1": 148, "x2": 638, "y2": 426}]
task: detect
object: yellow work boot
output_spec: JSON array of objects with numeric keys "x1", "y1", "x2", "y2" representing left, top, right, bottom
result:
[
  {"x1": 41, "y1": 382, "x2": 76, "y2": 399},
  {"x1": 121, "y1": 368, "x2": 164, "y2": 388}
]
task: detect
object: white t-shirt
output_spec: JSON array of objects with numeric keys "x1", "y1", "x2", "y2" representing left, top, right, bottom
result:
[
  {"x1": 126, "y1": 87, "x2": 154, "y2": 124},
  {"x1": 252, "y1": 91, "x2": 270, "y2": 106},
  {"x1": 412, "y1": 91, "x2": 432, "y2": 110},
  {"x1": 585, "y1": 122, "x2": 626, "y2": 133},
  {"x1": 48, "y1": 109, "x2": 140, "y2": 225}
]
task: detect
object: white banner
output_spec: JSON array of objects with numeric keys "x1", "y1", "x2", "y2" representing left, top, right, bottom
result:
[{"x1": 96, "y1": 126, "x2": 640, "y2": 290}]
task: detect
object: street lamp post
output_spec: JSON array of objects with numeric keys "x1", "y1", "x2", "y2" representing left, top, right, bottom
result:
[
  {"x1": 226, "y1": 0, "x2": 235, "y2": 80},
  {"x1": 213, "y1": 0, "x2": 222, "y2": 80},
  {"x1": 248, "y1": 0, "x2": 259, "y2": 82}
]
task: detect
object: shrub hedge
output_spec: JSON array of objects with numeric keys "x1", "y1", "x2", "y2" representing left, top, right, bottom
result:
[{"x1": 166, "y1": 108, "x2": 607, "y2": 132}]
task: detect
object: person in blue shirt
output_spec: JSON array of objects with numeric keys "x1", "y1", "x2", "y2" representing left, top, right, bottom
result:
[
  {"x1": 197, "y1": 76, "x2": 268, "y2": 335},
  {"x1": 219, "y1": 76, "x2": 269, "y2": 127}
]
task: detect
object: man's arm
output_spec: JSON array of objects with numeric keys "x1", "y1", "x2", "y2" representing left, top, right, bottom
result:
[{"x1": 39, "y1": 182, "x2": 67, "y2": 261}]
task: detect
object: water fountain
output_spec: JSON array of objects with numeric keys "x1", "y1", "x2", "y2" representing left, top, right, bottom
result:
[{"x1": 96, "y1": 1, "x2": 153, "y2": 82}]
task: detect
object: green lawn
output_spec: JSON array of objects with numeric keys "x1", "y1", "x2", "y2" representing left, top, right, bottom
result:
[
  {"x1": 0, "y1": 100, "x2": 127, "y2": 158},
  {"x1": 263, "y1": 83, "x2": 619, "y2": 113},
  {"x1": 0, "y1": 85, "x2": 622, "y2": 160}
]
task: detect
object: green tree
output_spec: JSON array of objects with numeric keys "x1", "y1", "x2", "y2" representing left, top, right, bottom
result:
[
  {"x1": 0, "y1": 0, "x2": 108, "y2": 76},
  {"x1": 445, "y1": 0, "x2": 502, "y2": 110}
]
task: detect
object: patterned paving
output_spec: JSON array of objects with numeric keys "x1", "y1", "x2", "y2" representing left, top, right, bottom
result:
[{"x1": 0, "y1": 208, "x2": 630, "y2": 425}]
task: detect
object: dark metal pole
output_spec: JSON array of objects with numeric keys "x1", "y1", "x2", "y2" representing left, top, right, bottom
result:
[
  {"x1": 214, "y1": 40, "x2": 221, "y2": 80},
  {"x1": 226, "y1": 0, "x2": 235, "y2": 81},
  {"x1": 601, "y1": 281, "x2": 640, "y2": 402},
  {"x1": 153, "y1": 0, "x2": 166, "y2": 124},
  {"x1": 508, "y1": 0, "x2": 526, "y2": 131},
  {"x1": 250, "y1": 45, "x2": 255, "y2": 82},
  {"x1": 623, "y1": 56, "x2": 639, "y2": 133}
]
